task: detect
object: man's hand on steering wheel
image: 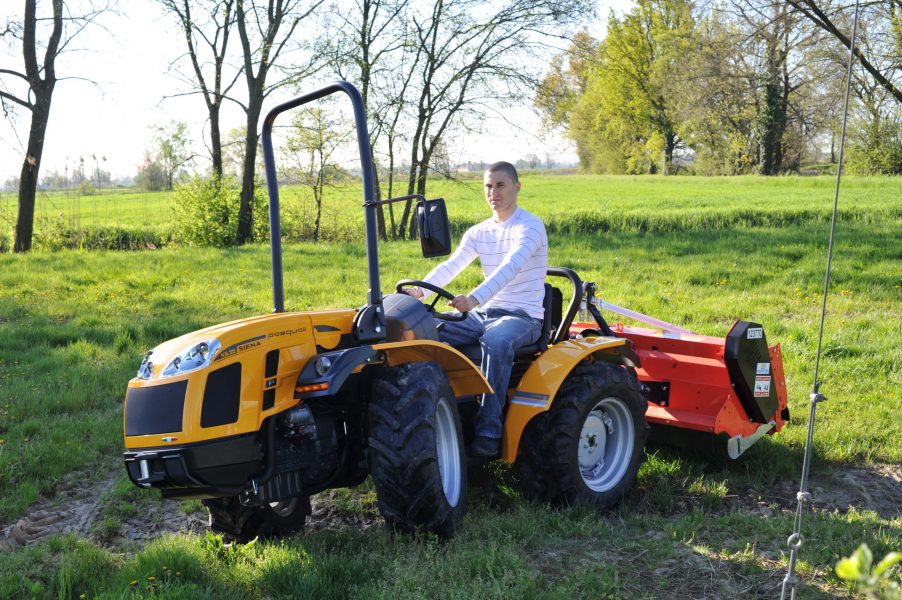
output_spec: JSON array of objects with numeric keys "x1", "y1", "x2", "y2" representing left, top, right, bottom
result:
[
  {"x1": 395, "y1": 280, "x2": 470, "y2": 321},
  {"x1": 449, "y1": 294, "x2": 478, "y2": 313}
]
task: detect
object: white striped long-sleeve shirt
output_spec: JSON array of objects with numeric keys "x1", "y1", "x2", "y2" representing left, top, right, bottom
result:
[{"x1": 423, "y1": 208, "x2": 548, "y2": 319}]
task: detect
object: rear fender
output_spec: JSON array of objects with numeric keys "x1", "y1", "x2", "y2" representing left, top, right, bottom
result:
[
  {"x1": 501, "y1": 337, "x2": 631, "y2": 463},
  {"x1": 372, "y1": 340, "x2": 491, "y2": 397}
]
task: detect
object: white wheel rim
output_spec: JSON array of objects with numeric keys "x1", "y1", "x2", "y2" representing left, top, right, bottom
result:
[
  {"x1": 578, "y1": 396, "x2": 635, "y2": 492},
  {"x1": 435, "y1": 397, "x2": 462, "y2": 507},
  {"x1": 269, "y1": 498, "x2": 297, "y2": 517}
]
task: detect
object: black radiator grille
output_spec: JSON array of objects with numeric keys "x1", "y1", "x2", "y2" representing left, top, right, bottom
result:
[{"x1": 125, "y1": 380, "x2": 187, "y2": 436}]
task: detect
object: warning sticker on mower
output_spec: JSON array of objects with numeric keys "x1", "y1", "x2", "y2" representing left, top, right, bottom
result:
[
  {"x1": 747, "y1": 327, "x2": 764, "y2": 340},
  {"x1": 756, "y1": 362, "x2": 771, "y2": 375},
  {"x1": 754, "y1": 375, "x2": 772, "y2": 397}
]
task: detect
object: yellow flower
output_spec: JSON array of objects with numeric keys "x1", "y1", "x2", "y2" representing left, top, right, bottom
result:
[
  {"x1": 147, "y1": 576, "x2": 156, "y2": 582},
  {"x1": 130, "y1": 580, "x2": 138, "y2": 587}
]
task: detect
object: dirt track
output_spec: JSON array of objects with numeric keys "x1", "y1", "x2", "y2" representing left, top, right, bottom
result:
[{"x1": 1, "y1": 461, "x2": 899, "y2": 552}]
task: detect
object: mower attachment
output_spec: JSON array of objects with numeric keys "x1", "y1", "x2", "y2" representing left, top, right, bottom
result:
[{"x1": 571, "y1": 320, "x2": 789, "y2": 459}]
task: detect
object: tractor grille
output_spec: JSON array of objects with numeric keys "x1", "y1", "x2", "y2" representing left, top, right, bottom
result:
[{"x1": 125, "y1": 380, "x2": 187, "y2": 436}]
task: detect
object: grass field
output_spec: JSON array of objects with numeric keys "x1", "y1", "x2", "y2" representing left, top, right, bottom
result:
[{"x1": 0, "y1": 174, "x2": 899, "y2": 598}]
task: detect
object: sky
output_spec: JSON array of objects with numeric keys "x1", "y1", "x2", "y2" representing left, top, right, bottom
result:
[{"x1": 0, "y1": 0, "x2": 632, "y2": 185}]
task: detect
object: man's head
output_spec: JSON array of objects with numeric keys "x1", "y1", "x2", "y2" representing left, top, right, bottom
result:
[{"x1": 484, "y1": 161, "x2": 520, "y2": 221}]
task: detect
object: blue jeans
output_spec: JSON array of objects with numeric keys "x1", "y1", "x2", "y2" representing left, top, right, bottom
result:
[{"x1": 437, "y1": 308, "x2": 542, "y2": 439}]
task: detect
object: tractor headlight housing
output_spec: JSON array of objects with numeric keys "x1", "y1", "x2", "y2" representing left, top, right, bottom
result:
[
  {"x1": 137, "y1": 351, "x2": 154, "y2": 380},
  {"x1": 314, "y1": 355, "x2": 332, "y2": 377},
  {"x1": 160, "y1": 339, "x2": 222, "y2": 378}
]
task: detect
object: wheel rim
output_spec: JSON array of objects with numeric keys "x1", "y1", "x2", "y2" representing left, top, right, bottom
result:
[
  {"x1": 269, "y1": 497, "x2": 298, "y2": 518},
  {"x1": 578, "y1": 396, "x2": 635, "y2": 492},
  {"x1": 434, "y1": 396, "x2": 462, "y2": 507}
]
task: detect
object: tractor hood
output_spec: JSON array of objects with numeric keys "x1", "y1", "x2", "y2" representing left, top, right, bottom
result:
[{"x1": 134, "y1": 310, "x2": 355, "y2": 381}]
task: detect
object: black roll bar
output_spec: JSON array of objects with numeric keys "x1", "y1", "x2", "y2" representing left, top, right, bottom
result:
[{"x1": 261, "y1": 80, "x2": 381, "y2": 314}]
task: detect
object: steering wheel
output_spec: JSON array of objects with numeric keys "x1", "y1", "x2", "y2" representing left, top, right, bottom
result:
[{"x1": 395, "y1": 280, "x2": 469, "y2": 322}]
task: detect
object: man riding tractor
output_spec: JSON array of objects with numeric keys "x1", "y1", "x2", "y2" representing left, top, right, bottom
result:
[{"x1": 406, "y1": 161, "x2": 548, "y2": 459}]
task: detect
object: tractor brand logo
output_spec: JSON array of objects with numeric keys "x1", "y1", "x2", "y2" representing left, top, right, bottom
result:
[
  {"x1": 268, "y1": 327, "x2": 307, "y2": 339},
  {"x1": 747, "y1": 327, "x2": 763, "y2": 340},
  {"x1": 756, "y1": 362, "x2": 770, "y2": 375},
  {"x1": 754, "y1": 375, "x2": 771, "y2": 397},
  {"x1": 215, "y1": 335, "x2": 267, "y2": 361},
  {"x1": 161, "y1": 437, "x2": 178, "y2": 443}
]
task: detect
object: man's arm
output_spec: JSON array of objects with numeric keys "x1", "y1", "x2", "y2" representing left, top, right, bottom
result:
[{"x1": 408, "y1": 229, "x2": 479, "y2": 299}]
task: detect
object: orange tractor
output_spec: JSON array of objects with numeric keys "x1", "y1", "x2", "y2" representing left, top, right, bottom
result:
[{"x1": 122, "y1": 82, "x2": 788, "y2": 540}]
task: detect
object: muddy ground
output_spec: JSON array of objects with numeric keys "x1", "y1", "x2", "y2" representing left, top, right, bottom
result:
[{"x1": 1, "y1": 461, "x2": 899, "y2": 596}]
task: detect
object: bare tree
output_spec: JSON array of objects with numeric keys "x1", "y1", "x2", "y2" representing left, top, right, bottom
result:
[
  {"x1": 786, "y1": 0, "x2": 902, "y2": 103},
  {"x1": 234, "y1": 0, "x2": 324, "y2": 245},
  {"x1": 0, "y1": 0, "x2": 108, "y2": 252},
  {"x1": 327, "y1": 0, "x2": 410, "y2": 239},
  {"x1": 158, "y1": 0, "x2": 238, "y2": 177},
  {"x1": 396, "y1": 0, "x2": 594, "y2": 237},
  {"x1": 286, "y1": 105, "x2": 352, "y2": 241}
]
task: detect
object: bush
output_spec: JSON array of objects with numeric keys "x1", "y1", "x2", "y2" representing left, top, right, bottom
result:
[
  {"x1": 31, "y1": 224, "x2": 169, "y2": 251},
  {"x1": 171, "y1": 176, "x2": 269, "y2": 246}
]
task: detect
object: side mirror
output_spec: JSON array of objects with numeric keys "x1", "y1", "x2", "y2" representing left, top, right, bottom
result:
[{"x1": 417, "y1": 197, "x2": 452, "y2": 258}]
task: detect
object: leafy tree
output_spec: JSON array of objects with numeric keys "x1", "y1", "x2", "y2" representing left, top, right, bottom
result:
[
  {"x1": 543, "y1": 0, "x2": 695, "y2": 174},
  {"x1": 135, "y1": 154, "x2": 168, "y2": 191},
  {"x1": 0, "y1": 0, "x2": 108, "y2": 252},
  {"x1": 153, "y1": 121, "x2": 194, "y2": 190}
]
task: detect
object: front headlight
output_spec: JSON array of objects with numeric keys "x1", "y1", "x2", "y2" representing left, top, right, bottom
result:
[
  {"x1": 160, "y1": 339, "x2": 222, "y2": 378},
  {"x1": 137, "y1": 350, "x2": 154, "y2": 379}
]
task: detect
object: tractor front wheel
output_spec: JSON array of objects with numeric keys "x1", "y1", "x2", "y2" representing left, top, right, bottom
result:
[
  {"x1": 203, "y1": 495, "x2": 311, "y2": 543},
  {"x1": 523, "y1": 361, "x2": 647, "y2": 508},
  {"x1": 368, "y1": 361, "x2": 467, "y2": 538}
]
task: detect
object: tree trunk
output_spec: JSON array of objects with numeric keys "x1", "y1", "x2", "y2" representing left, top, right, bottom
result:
[
  {"x1": 664, "y1": 132, "x2": 676, "y2": 175},
  {"x1": 210, "y1": 103, "x2": 224, "y2": 177},
  {"x1": 371, "y1": 156, "x2": 387, "y2": 241},
  {"x1": 237, "y1": 103, "x2": 261, "y2": 244},
  {"x1": 14, "y1": 93, "x2": 52, "y2": 253}
]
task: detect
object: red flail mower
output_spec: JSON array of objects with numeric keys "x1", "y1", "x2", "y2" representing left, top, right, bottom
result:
[{"x1": 572, "y1": 285, "x2": 789, "y2": 459}]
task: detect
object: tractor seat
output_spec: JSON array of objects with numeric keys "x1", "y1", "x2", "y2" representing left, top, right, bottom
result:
[{"x1": 454, "y1": 283, "x2": 563, "y2": 365}]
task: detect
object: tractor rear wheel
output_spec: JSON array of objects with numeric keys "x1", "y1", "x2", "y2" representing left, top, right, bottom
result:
[
  {"x1": 368, "y1": 361, "x2": 467, "y2": 538},
  {"x1": 202, "y1": 495, "x2": 311, "y2": 543},
  {"x1": 520, "y1": 361, "x2": 647, "y2": 508}
]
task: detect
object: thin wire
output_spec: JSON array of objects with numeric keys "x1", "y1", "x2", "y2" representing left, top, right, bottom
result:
[{"x1": 780, "y1": 2, "x2": 859, "y2": 599}]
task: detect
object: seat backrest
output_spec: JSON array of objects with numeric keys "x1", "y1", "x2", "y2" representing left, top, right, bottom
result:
[{"x1": 537, "y1": 283, "x2": 563, "y2": 352}]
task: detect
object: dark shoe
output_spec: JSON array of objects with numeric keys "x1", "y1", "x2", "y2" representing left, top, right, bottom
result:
[{"x1": 469, "y1": 435, "x2": 500, "y2": 458}]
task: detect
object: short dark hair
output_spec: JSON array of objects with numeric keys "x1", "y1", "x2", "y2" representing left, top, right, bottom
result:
[{"x1": 485, "y1": 161, "x2": 519, "y2": 185}]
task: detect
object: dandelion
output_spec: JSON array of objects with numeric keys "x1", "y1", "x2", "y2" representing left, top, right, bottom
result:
[
  {"x1": 130, "y1": 580, "x2": 138, "y2": 587},
  {"x1": 147, "y1": 576, "x2": 156, "y2": 582},
  {"x1": 176, "y1": 571, "x2": 182, "y2": 577}
]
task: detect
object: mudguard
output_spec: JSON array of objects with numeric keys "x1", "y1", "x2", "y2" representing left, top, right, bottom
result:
[{"x1": 501, "y1": 336, "x2": 631, "y2": 463}]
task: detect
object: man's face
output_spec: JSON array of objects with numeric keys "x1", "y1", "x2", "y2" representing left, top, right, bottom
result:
[{"x1": 484, "y1": 169, "x2": 520, "y2": 218}]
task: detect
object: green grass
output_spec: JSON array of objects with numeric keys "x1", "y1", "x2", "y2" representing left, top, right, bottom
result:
[{"x1": 0, "y1": 174, "x2": 900, "y2": 597}]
